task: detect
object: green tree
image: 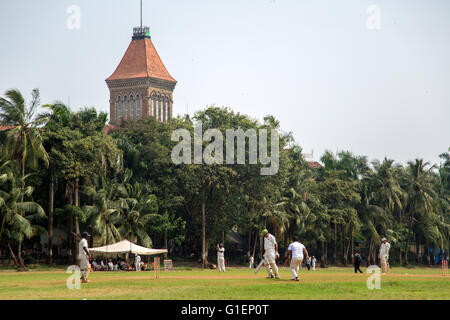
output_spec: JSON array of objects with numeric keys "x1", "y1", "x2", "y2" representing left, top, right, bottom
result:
[
  {"x1": 39, "y1": 102, "x2": 72, "y2": 263},
  {"x1": 403, "y1": 159, "x2": 438, "y2": 266},
  {"x1": 0, "y1": 89, "x2": 49, "y2": 176},
  {"x1": 0, "y1": 88, "x2": 49, "y2": 266},
  {"x1": 0, "y1": 161, "x2": 46, "y2": 270},
  {"x1": 83, "y1": 178, "x2": 121, "y2": 246}
]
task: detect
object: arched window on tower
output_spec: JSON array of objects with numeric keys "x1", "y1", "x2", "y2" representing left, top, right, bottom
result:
[
  {"x1": 116, "y1": 96, "x2": 122, "y2": 121},
  {"x1": 136, "y1": 94, "x2": 141, "y2": 118},
  {"x1": 158, "y1": 98, "x2": 162, "y2": 121},
  {"x1": 165, "y1": 100, "x2": 169, "y2": 122},
  {"x1": 123, "y1": 95, "x2": 128, "y2": 120},
  {"x1": 130, "y1": 95, "x2": 135, "y2": 120},
  {"x1": 162, "y1": 98, "x2": 167, "y2": 122},
  {"x1": 150, "y1": 98, "x2": 154, "y2": 117},
  {"x1": 152, "y1": 95, "x2": 156, "y2": 118},
  {"x1": 168, "y1": 101, "x2": 171, "y2": 120}
]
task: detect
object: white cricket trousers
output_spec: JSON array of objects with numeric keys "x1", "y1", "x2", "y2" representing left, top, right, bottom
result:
[
  {"x1": 79, "y1": 257, "x2": 90, "y2": 280},
  {"x1": 380, "y1": 255, "x2": 389, "y2": 273},
  {"x1": 136, "y1": 262, "x2": 141, "y2": 271},
  {"x1": 218, "y1": 257, "x2": 226, "y2": 272},
  {"x1": 290, "y1": 257, "x2": 303, "y2": 279},
  {"x1": 264, "y1": 251, "x2": 280, "y2": 278}
]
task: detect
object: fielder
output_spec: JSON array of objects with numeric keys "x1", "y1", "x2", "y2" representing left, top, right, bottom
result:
[
  {"x1": 311, "y1": 256, "x2": 317, "y2": 271},
  {"x1": 78, "y1": 232, "x2": 91, "y2": 283},
  {"x1": 379, "y1": 237, "x2": 390, "y2": 274},
  {"x1": 287, "y1": 236, "x2": 309, "y2": 281},
  {"x1": 216, "y1": 243, "x2": 226, "y2": 272},
  {"x1": 249, "y1": 255, "x2": 254, "y2": 268},
  {"x1": 262, "y1": 229, "x2": 280, "y2": 279}
]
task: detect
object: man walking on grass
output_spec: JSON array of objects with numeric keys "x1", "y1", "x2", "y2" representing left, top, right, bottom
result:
[
  {"x1": 262, "y1": 229, "x2": 280, "y2": 279},
  {"x1": 353, "y1": 250, "x2": 363, "y2": 273},
  {"x1": 311, "y1": 256, "x2": 317, "y2": 271},
  {"x1": 287, "y1": 236, "x2": 309, "y2": 281},
  {"x1": 78, "y1": 232, "x2": 91, "y2": 283}
]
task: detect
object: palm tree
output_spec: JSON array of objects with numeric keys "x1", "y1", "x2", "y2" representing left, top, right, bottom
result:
[
  {"x1": 0, "y1": 88, "x2": 49, "y2": 176},
  {"x1": 38, "y1": 102, "x2": 71, "y2": 130},
  {"x1": 403, "y1": 159, "x2": 438, "y2": 266},
  {"x1": 370, "y1": 159, "x2": 404, "y2": 212},
  {"x1": 0, "y1": 160, "x2": 12, "y2": 240},
  {"x1": 39, "y1": 102, "x2": 72, "y2": 264},
  {"x1": 0, "y1": 162, "x2": 46, "y2": 270},
  {"x1": 358, "y1": 159, "x2": 406, "y2": 264},
  {"x1": 0, "y1": 89, "x2": 49, "y2": 267},
  {"x1": 116, "y1": 182, "x2": 158, "y2": 247},
  {"x1": 357, "y1": 181, "x2": 386, "y2": 265},
  {"x1": 83, "y1": 179, "x2": 121, "y2": 246}
]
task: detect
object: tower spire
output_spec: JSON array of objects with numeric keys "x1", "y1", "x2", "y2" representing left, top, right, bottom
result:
[{"x1": 140, "y1": 0, "x2": 142, "y2": 28}]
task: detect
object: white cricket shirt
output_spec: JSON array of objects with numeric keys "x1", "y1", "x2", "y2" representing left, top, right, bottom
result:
[
  {"x1": 264, "y1": 234, "x2": 277, "y2": 251},
  {"x1": 288, "y1": 241, "x2": 306, "y2": 259},
  {"x1": 78, "y1": 238, "x2": 89, "y2": 260},
  {"x1": 380, "y1": 242, "x2": 390, "y2": 256},
  {"x1": 217, "y1": 247, "x2": 225, "y2": 259}
]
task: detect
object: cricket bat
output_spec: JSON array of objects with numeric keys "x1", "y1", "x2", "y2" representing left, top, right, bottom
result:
[{"x1": 254, "y1": 258, "x2": 266, "y2": 274}]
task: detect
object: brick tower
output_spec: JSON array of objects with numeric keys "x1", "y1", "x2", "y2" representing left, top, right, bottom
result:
[{"x1": 106, "y1": 26, "x2": 177, "y2": 124}]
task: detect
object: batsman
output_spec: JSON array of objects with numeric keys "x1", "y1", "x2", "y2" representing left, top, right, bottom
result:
[{"x1": 261, "y1": 229, "x2": 280, "y2": 279}]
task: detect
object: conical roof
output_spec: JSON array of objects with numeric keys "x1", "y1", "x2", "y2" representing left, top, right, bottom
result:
[{"x1": 106, "y1": 37, "x2": 176, "y2": 83}]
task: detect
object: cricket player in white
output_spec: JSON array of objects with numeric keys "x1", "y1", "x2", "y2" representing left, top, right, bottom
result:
[
  {"x1": 311, "y1": 256, "x2": 317, "y2": 271},
  {"x1": 287, "y1": 236, "x2": 309, "y2": 281},
  {"x1": 379, "y1": 237, "x2": 390, "y2": 274},
  {"x1": 217, "y1": 243, "x2": 226, "y2": 272},
  {"x1": 262, "y1": 229, "x2": 280, "y2": 279},
  {"x1": 249, "y1": 255, "x2": 254, "y2": 268},
  {"x1": 135, "y1": 254, "x2": 141, "y2": 271},
  {"x1": 78, "y1": 232, "x2": 91, "y2": 283}
]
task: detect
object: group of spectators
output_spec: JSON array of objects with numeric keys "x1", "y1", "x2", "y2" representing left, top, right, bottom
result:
[{"x1": 90, "y1": 258, "x2": 148, "y2": 272}]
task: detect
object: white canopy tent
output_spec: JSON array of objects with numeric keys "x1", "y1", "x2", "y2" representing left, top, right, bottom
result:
[{"x1": 89, "y1": 240, "x2": 167, "y2": 256}]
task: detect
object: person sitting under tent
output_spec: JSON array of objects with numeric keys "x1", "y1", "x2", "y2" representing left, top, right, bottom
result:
[
  {"x1": 108, "y1": 259, "x2": 114, "y2": 271},
  {"x1": 119, "y1": 260, "x2": 127, "y2": 270},
  {"x1": 91, "y1": 259, "x2": 100, "y2": 271}
]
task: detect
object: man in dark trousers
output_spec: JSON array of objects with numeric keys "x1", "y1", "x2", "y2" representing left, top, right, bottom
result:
[{"x1": 354, "y1": 250, "x2": 363, "y2": 273}]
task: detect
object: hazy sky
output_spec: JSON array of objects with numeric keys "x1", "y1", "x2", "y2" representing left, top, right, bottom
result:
[{"x1": 0, "y1": 0, "x2": 449, "y2": 166}]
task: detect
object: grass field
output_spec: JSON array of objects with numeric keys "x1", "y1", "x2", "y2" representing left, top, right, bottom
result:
[{"x1": 0, "y1": 266, "x2": 449, "y2": 300}]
